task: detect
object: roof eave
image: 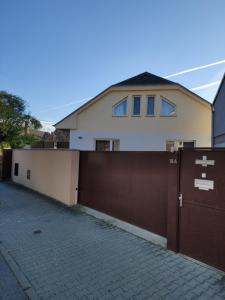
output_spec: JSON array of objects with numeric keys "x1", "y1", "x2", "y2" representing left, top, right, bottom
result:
[
  {"x1": 54, "y1": 85, "x2": 114, "y2": 127},
  {"x1": 176, "y1": 84, "x2": 212, "y2": 107}
]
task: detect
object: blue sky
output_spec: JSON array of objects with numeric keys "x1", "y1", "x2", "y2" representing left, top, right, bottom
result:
[{"x1": 1, "y1": 0, "x2": 225, "y2": 124}]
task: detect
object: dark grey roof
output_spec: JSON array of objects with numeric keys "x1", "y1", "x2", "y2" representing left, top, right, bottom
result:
[{"x1": 113, "y1": 72, "x2": 175, "y2": 87}]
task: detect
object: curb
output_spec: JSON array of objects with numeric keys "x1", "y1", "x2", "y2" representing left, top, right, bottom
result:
[
  {"x1": 0, "y1": 242, "x2": 41, "y2": 300},
  {"x1": 76, "y1": 204, "x2": 167, "y2": 248}
]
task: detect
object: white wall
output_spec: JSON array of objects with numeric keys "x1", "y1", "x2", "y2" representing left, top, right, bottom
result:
[{"x1": 70, "y1": 130, "x2": 211, "y2": 151}]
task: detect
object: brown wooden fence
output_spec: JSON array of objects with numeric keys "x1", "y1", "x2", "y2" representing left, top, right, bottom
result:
[
  {"x1": 78, "y1": 151, "x2": 170, "y2": 237},
  {"x1": 78, "y1": 149, "x2": 225, "y2": 272}
]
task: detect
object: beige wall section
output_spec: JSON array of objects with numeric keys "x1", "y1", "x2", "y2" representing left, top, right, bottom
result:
[
  {"x1": 55, "y1": 85, "x2": 212, "y2": 149},
  {"x1": 12, "y1": 149, "x2": 79, "y2": 206},
  {"x1": 76, "y1": 88, "x2": 211, "y2": 137},
  {"x1": 55, "y1": 113, "x2": 77, "y2": 129}
]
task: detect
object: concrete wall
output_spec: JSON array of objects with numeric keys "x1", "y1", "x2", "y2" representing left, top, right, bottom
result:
[{"x1": 12, "y1": 149, "x2": 79, "y2": 206}]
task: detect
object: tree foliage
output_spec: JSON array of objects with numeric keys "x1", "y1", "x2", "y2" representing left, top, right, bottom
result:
[
  {"x1": 42, "y1": 129, "x2": 69, "y2": 142},
  {"x1": 0, "y1": 91, "x2": 42, "y2": 148}
]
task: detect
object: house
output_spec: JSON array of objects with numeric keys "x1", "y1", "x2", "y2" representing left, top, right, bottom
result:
[
  {"x1": 54, "y1": 72, "x2": 212, "y2": 151},
  {"x1": 213, "y1": 73, "x2": 225, "y2": 147}
]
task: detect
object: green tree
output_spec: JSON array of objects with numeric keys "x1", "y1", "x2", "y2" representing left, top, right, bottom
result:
[{"x1": 0, "y1": 91, "x2": 41, "y2": 149}]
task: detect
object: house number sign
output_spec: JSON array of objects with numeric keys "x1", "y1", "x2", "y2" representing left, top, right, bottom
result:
[
  {"x1": 195, "y1": 155, "x2": 215, "y2": 167},
  {"x1": 169, "y1": 158, "x2": 177, "y2": 164}
]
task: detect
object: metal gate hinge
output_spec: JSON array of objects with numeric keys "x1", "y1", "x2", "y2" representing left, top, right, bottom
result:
[{"x1": 179, "y1": 193, "x2": 183, "y2": 207}]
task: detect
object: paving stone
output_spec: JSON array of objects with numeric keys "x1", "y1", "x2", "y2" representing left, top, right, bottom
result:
[
  {"x1": 0, "y1": 252, "x2": 28, "y2": 300},
  {"x1": 0, "y1": 182, "x2": 225, "y2": 300}
]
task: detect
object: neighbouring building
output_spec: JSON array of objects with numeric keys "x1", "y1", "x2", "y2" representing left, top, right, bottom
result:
[
  {"x1": 213, "y1": 74, "x2": 225, "y2": 147},
  {"x1": 54, "y1": 72, "x2": 212, "y2": 151}
]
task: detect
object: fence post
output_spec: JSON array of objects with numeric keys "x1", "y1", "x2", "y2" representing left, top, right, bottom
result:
[{"x1": 167, "y1": 150, "x2": 180, "y2": 252}]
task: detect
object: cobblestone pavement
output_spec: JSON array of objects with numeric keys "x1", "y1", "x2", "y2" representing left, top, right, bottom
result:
[
  {"x1": 0, "y1": 252, "x2": 27, "y2": 300},
  {"x1": 0, "y1": 182, "x2": 225, "y2": 300}
]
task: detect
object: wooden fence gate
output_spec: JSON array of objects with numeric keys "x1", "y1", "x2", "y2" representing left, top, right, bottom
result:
[
  {"x1": 179, "y1": 149, "x2": 225, "y2": 271},
  {"x1": 78, "y1": 151, "x2": 170, "y2": 238}
]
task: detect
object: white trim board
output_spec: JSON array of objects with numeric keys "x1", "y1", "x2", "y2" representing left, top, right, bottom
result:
[{"x1": 78, "y1": 204, "x2": 167, "y2": 248}]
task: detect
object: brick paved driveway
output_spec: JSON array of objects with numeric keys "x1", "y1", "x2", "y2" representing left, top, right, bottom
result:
[
  {"x1": 0, "y1": 182, "x2": 225, "y2": 300},
  {"x1": 0, "y1": 252, "x2": 27, "y2": 300}
]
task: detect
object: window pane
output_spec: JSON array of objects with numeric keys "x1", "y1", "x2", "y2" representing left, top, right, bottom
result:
[
  {"x1": 166, "y1": 141, "x2": 175, "y2": 151},
  {"x1": 113, "y1": 99, "x2": 127, "y2": 116},
  {"x1": 147, "y1": 96, "x2": 155, "y2": 115},
  {"x1": 133, "y1": 96, "x2": 141, "y2": 115},
  {"x1": 95, "y1": 140, "x2": 110, "y2": 151},
  {"x1": 183, "y1": 141, "x2": 195, "y2": 148},
  {"x1": 112, "y1": 139, "x2": 120, "y2": 151},
  {"x1": 161, "y1": 99, "x2": 176, "y2": 116}
]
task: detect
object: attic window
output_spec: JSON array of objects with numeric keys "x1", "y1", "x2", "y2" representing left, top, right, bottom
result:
[
  {"x1": 161, "y1": 98, "x2": 176, "y2": 116},
  {"x1": 113, "y1": 98, "x2": 128, "y2": 116},
  {"x1": 132, "y1": 96, "x2": 141, "y2": 116},
  {"x1": 147, "y1": 96, "x2": 155, "y2": 115}
]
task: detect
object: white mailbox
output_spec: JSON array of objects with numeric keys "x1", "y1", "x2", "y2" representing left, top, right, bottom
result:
[{"x1": 194, "y1": 179, "x2": 214, "y2": 191}]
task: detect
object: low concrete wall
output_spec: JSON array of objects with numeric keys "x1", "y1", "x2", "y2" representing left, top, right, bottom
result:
[{"x1": 12, "y1": 149, "x2": 79, "y2": 206}]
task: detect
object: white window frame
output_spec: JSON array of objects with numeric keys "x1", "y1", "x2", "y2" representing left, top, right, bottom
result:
[
  {"x1": 166, "y1": 140, "x2": 196, "y2": 151},
  {"x1": 146, "y1": 95, "x2": 155, "y2": 116},
  {"x1": 132, "y1": 95, "x2": 141, "y2": 116},
  {"x1": 112, "y1": 97, "x2": 128, "y2": 117},
  {"x1": 160, "y1": 97, "x2": 177, "y2": 117},
  {"x1": 94, "y1": 138, "x2": 120, "y2": 151}
]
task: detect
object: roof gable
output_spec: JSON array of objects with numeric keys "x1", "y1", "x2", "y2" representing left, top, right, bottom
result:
[{"x1": 55, "y1": 72, "x2": 211, "y2": 127}]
